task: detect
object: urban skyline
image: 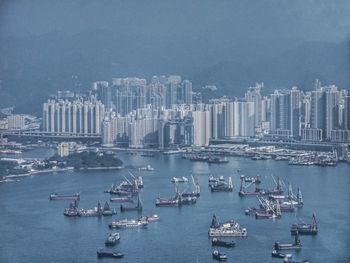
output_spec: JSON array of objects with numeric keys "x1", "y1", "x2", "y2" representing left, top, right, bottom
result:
[{"x1": 3, "y1": 76, "x2": 342, "y2": 149}]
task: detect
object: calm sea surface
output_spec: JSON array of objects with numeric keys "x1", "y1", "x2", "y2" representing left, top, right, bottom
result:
[{"x1": 0, "y1": 148, "x2": 349, "y2": 263}]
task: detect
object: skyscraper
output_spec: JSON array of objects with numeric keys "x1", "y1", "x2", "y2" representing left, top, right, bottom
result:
[{"x1": 290, "y1": 87, "x2": 302, "y2": 137}]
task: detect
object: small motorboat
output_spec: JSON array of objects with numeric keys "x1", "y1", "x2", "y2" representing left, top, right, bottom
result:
[
  {"x1": 212, "y1": 238, "x2": 235, "y2": 248},
  {"x1": 271, "y1": 250, "x2": 292, "y2": 258},
  {"x1": 97, "y1": 249, "x2": 124, "y2": 258},
  {"x1": 212, "y1": 250, "x2": 227, "y2": 261}
]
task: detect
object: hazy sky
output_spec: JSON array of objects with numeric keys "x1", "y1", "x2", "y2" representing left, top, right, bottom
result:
[{"x1": 1, "y1": 0, "x2": 350, "y2": 41}]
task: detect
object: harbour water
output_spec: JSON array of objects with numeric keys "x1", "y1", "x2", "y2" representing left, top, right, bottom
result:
[{"x1": 0, "y1": 148, "x2": 350, "y2": 263}]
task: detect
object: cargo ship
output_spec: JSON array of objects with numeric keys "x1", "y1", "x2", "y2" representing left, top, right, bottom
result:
[{"x1": 49, "y1": 193, "x2": 80, "y2": 201}]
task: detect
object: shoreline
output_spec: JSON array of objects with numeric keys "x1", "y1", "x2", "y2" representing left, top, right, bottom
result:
[{"x1": 1, "y1": 166, "x2": 125, "y2": 180}]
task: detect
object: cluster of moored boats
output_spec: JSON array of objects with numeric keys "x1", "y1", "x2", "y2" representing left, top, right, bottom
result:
[
  {"x1": 182, "y1": 153, "x2": 229, "y2": 164},
  {"x1": 208, "y1": 214, "x2": 246, "y2": 261},
  {"x1": 242, "y1": 175, "x2": 304, "y2": 219},
  {"x1": 208, "y1": 175, "x2": 233, "y2": 192},
  {"x1": 156, "y1": 175, "x2": 200, "y2": 207}
]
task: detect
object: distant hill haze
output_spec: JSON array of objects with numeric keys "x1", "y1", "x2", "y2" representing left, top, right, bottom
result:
[{"x1": 1, "y1": 1, "x2": 349, "y2": 114}]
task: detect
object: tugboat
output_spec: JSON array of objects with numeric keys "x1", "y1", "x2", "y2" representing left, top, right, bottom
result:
[
  {"x1": 212, "y1": 238, "x2": 235, "y2": 247},
  {"x1": 274, "y1": 232, "x2": 302, "y2": 251},
  {"x1": 212, "y1": 250, "x2": 227, "y2": 261},
  {"x1": 120, "y1": 197, "x2": 143, "y2": 212},
  {"x1": 208, "y1": 214, "x2": 248, "y2": 237},
  {"x1": 97, "y1": 249, "x2": 124, "y2": 258},
  {"x1": 291, "y1": 214, "x2": 318, "y2": 235},
  {"x1": 105, "y1": 233, "x2": 120, "y2": 246},
  {"x1": 271, "y1": 250, "x2": 292, "y2": 258},
  {"x1": 50, "y1": 193, "x2": 80, "y2": 201}
]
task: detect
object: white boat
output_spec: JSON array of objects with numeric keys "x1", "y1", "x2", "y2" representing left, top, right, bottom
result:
[
  {"x1": 208, "y1": 214, "x2": 247, "y2": 237},
  {"x1": 171, "y1": 176, "x2": 188, "y2": 183},
  {"x1": 109, "y1": 219, "x2": 148, "y2": 229}
]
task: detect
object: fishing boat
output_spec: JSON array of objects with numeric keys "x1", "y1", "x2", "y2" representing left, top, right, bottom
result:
[
  {"x1": 97, "y1": 249, "x2": 124, "y2": 258},
  {"x1": 274, "y1": 232, "x2": 302, "y2": 251},
  {"x1": 210, "y1": 177, "x2": 233, "y2": 192},
  {"x1": 49, "y1": 193, "x2": 80, "y2": 201},
  {"x1": 255, "y1": 197, "x2": 282, "y2": 219},
  {"x1": 120, "y1": 197, "x2": 143, "y2": 212},
  {"x1": 212, "y1": 250, "x2": 227, "y2": 261},
  {"x1": 291, "y1": 214, "x2": 318, "y2": 235},
  {"x1": 238, "y1": 175, "x2": 265, "y2": 197},
  {"x1": 180, "y1": 175, "x2": 200, "y2": 197},
  {"x1": 271, "y1": 250, "x2": 292, "y2": 258},
  {"x1": 208, "y1": 214, "x2": 248, "y2": 237},
  {"x1": 105, "y1": 233, "x2": 120, "y2": 246},
  {"x1": 212, "y1": 238, "x2": 235, "y2": 248}
]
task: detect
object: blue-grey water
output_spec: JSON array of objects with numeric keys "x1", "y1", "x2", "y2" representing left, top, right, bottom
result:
[{"x1": 1, "y1": 148, "x2": 350, "y2": 263}]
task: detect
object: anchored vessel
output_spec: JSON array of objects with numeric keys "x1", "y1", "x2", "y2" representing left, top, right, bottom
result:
[
  {"x1": 211, "y1": 238, "x2": 236, "y2": 248},
  {"x1": 274, "y1": 232, "x2": 302, "y2": 251},
  {"x1": 139, "y1": 214, "x2": 160, "y2": 222},
  {"x1": 97, "y1": 249, "x2": 124, "y2": 258},
  {"x1": 208, "y1": 214, "x2": 247, "y2": 237},
  {"x1": 63, "y1": 201, "x2": 79, "y2": 217},
  {"x1": 171, "y1": 176, "x2": 188, "y2": 183},
  {"x1": 212, "y1": 250, "x2": 227, "y2": 261},
  {"x1": 120, "y1": 197, "x2": 143, "y2": 212},
  {"x1": 105, "y1": 233, "x2": 120, "y2": 246},
  {"x1": 291, "y1": 214, "x2": 318, "y2": 235},
  {"x1": 271, "y1": 250, "x2": 292, "y2": 258},
  {"x1": 109, "y1": 219, "x2": 148, "y2": 229},
  {"x1": 110, "y1": 196, "x2": 134, "y2": 203},
  {"x1": 102, "y1": 201, "x2": 117, "y2": 216},
  {"x1": 155, "y1": 196, "x2": 180, "y2": 207},
  {"x1": 210, "y1": 177, "x2": 233, "y2": 192},
  {"x1": 49, "y1": 193, "x2": 80, "y2": 201}
]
